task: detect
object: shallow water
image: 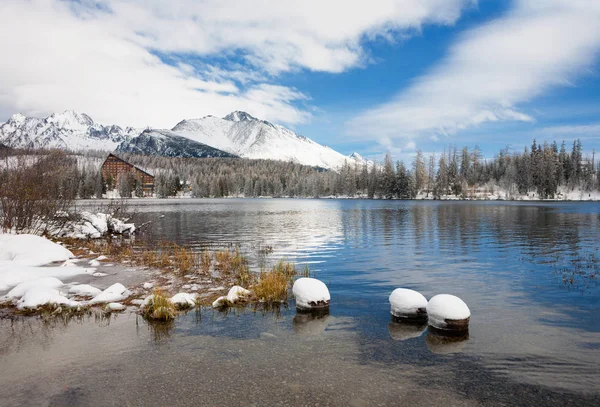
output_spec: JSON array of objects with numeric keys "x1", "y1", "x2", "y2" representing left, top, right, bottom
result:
[{"x1": 2, "y1": 199, "x2": 599, "y2": 406}]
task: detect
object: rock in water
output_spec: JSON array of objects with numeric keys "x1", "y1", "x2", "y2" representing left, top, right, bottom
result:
[
  {"x1": 388, "y1": 288, "x2": 428, "y2": 321},
  {"x1": 426, "y1": 294, "x2": 470, "y2": 332},
  {"x1": 292, "y1": 278, "x2": 330, "y2": 311}
]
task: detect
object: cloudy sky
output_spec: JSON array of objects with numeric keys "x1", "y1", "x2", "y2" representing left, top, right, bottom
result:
[{"x1": 1, "y1": 0, "x2": 600, "y2": 161}]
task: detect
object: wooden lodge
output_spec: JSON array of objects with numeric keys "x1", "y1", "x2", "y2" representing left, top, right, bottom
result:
[{"x1": 101, "y1": 153, "x2": 154, "y2": 196}]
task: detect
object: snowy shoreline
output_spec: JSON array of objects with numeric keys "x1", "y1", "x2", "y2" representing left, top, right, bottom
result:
[{"x1": 0, "y1": 233, "x2": 279, "y2": 319}]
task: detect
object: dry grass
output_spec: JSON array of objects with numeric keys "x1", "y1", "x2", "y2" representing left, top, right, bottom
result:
[
  {"x1": 200, "y1": 250, "x2": 212, "y2": 274},
  {"x1": 252, "y1": 260, "x2": 297, "y2": 304},
  {"x1": 57, "y1": 237, "x2": 306, "y2": 309},
  {"x1": 141, "y1": 289, "x2": 176, "y2": 321}
]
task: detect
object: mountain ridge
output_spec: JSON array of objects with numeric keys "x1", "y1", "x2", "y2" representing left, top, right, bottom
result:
[{"x1": 0, "y1": 110, "x2": 371, "y2": 169}]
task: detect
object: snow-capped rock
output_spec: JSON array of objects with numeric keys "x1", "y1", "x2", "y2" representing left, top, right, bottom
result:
[
  {"x1": 426, "y1": 294, "x2": 471, "y2": 331},
  {"x1": 292, "y1": 277, "x2": 330, "y2": 311},
  {"x1": 226, "y1": 286, "x2": 251, "y2": 303},
  {"x1": 170, "y1": 292, "x2": 197, "y2": 308},
  {"x1": 212, "y1": 286, "x2": 251, "y2": 308},
  {"x1": 389, "y1": 288, "x2": 428, "y2": 320},
  {"x1": 89, "y1": 283, "x2": 131, "y2": 304},
  {"x1": 0, "y1": 110, "x2": 139, "y2": 151}
]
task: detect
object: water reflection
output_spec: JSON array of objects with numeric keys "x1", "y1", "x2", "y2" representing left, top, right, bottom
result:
[
  {"x1": 388, "y1": 321, "x2": 427, "y2": 341},
  {"x1": 293, "y1": 310, "x2": 330, "y2": 336},
  {"x1": 425, "y1": 329, "x2": 470, "y2": 355}
]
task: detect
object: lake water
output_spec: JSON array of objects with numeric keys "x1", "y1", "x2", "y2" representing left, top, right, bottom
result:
[{"x1": 2, "y1": 199, "x2": 599, "y2": 406}]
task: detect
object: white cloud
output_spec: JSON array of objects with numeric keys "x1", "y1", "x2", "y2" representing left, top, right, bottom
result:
[
  {"x1": 0, "y1": 0, "x2": 473, "y2": 127},
  {"x1": 349, "y1": 0, "x2": 600, "y2": 142},
  {"x1": 538, "y1": 124, "x2": 600, "y2": 138}
]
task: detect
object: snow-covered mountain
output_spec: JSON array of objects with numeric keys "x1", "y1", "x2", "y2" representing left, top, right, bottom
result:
[
  {"x1": 1, "y1": 109, "x2": 371, "y2": 170},
  {"x1": 0, "y1": 111, "x2": 139, "y2": 151},
  {"x1": 116, "y1": 129, "x2": 237, "y2": 158},
  {"x1": 170, "y1": 111, "x2": 370, "y2": 169}
]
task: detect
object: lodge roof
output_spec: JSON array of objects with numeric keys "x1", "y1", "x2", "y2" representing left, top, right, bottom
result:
[{"x1": 103, "y1": 153, "x2": 154, "y2": 178}]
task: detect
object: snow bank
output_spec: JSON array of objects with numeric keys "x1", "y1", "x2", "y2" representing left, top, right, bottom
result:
[
  {"x1": 0, "y1": 264, "x2": 90, "y2": 292},
  {"x1": 212, "y1": 286, "x2": 252, "y2": 308},
  {"x1": 292, "y1": 278, "x2": 330, "y2": 310},
  {"x1": 17, "y1": 287, "x2": 79, "y2": 310},
  {"x1": 89, "y1": 283, "x2": 131, "y2": 304},
  {"x1": 170, "y1": 293, "x2": 197, "y2": 308},
  {"x1": 389, "y1": 288, "x2": 428, "y2": 320},
  {"x1": 426, "y1": 294, "x2": 470, "y2": 331},
  {"x1": 4, "y1": 277, "x2": 64, "y2": 299},
  {"x1": 68, "y1": 284, "x2": 102, "y2": 297},
  {"x1": 0, "y1": 234, "x2": 73, "y2": 266}
]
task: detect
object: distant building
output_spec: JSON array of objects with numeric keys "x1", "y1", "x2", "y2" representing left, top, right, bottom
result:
[{"x1": 101, "y1": 153, "x2": 154, "y2": 196}]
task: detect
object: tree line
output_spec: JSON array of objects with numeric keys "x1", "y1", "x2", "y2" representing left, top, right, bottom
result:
[
  {"x1": 2, "y1": 139, "x2": 598, "y2": 202},
  {"x1": 115, "y1": 139, "x2": 598, "y2": 199}
]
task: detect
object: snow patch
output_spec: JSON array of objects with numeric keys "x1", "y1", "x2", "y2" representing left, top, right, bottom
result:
[
  {"x1": 89, "y1": 283, "x2": 131, "y2": 304},
  {"x1": 0, "y1": 234, "x2": 73, "y2": 266},
  {"x1": 17, "y1": 287, "x2": 79, "y2": 310},
  {"x1": 68, "y1": 284, "x2": 102, "y2": 297}
]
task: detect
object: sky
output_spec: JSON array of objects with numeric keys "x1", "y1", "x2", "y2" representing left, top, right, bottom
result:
[{"x1": 1, "y1": 0, "x2": 600, "y2": 163}]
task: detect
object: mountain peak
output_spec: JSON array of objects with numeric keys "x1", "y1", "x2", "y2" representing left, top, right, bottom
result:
[
  {"x1": 223, "y1": 111, "x2": 257, "y2": 122},
  {"x1": 47, "y1": 110, "x2": 94, "y2": 129},
  {"x1": 9, "y1": 113, "x2": 27, "y2": 124}
]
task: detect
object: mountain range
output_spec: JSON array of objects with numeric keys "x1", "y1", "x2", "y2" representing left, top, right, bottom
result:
[{"x1": 0, "y1": 110, "x2": 370, "y2": 169}]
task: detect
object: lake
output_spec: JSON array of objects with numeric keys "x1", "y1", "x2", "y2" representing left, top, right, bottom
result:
[{"x1": 1, "y1": 199, "x2": 599, "y2": 406}]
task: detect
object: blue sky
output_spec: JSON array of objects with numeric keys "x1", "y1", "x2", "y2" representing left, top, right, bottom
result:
[{"x1": 1, "y1": 0, "x2": 599, "y2": 163}]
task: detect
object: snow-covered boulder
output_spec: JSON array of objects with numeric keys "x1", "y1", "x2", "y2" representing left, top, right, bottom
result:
[
  {"x1": 68, "y1": 284, "x2": 102, "y2": 297},
  {"x1": 226, "y1": 286, "x2": 251, "y2": 303},
  {"x1": 426, "y1": 294, "x2": 470, "y2": 331},
  {"x1": 388, "y1": 321, "x2": 427, "y2": 341},
  {"x1": 170, "y1": 293, "x2": 197, "y2": 308},
  {"x1": 0, "y1": 234, "x2": 73, "y2": 266},
  {"x1": 389, "y1": 288, "x2": 428, "y2": 321},
  {"x1": 17, "y1": 287, "x2": 79, "y2": 310},
  {"x1": 89, "y1": 283, "x2": 131, "y2": 304},
  {"x1": 212, "y1": 286, "x2": 251, "y2": 308},
  {"x1": 292, "y1": 278, "x2": 330, "y2": 311}
]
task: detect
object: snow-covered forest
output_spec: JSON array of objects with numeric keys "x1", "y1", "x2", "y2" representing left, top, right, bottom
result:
[
  {"x1": 2, "y1": 139, "x2": 598, "y2": 200},
  {"x1": 120, "y1": 139, "x2": 600, "y2": 200}
]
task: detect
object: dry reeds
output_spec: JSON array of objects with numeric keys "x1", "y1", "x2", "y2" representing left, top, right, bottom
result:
[
  {"x1": 141, "y1": 289, "x2": 176, "y2": 321},
  {"x1": 253, "y1": 260, "x2": 297, "y2": 304}
]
